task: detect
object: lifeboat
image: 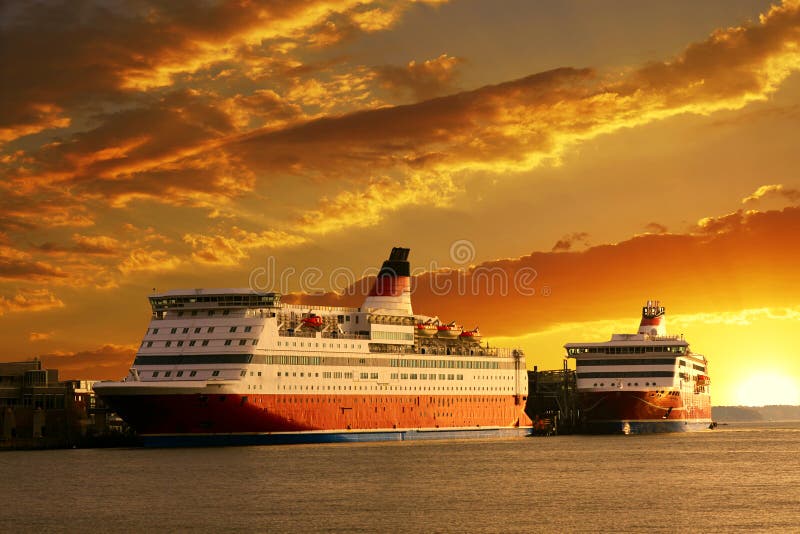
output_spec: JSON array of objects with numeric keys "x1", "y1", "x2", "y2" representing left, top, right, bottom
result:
[
  {"x1": 696, "y1": 375, "x2": 710, "y2": 386},
  {"x1": 436, "y1": 321, "x2": 462, "y2": 339},
  {"x1": 416, "y1": 321, "x2": 438, "y2": 337},
  {"x1": 459, "y1": 327, "x2": 481, "y2": 343},
  {"x1": 301, "y1": 313, "x2": 324, "y2": 329}
]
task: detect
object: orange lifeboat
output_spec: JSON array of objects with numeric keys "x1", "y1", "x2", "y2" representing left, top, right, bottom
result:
[
  {"x1": 459, "y1": 327, "x2": 481, "y2": 343},
  {"x1": 301, "y1": 313, "x2": 324, "y2": 329},
  {"x1": 436, "y1": 321, "x2": 462, "y2": 339}
]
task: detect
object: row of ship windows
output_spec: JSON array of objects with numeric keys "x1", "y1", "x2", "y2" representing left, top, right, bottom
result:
[
  {"x1": 568, "y1": 346, "x2": 687, "y2": 355},
  {"x1": 277, "y1": 385, "x2": 515, "y2": 392},
  {"x1": 158, "y1": 309, "x2": 244, "y2": 317},
  {"x1": 150, "y1": 326, "x2": 254, "y2": 335},
  {"x1": 149, "y1": 368, "x2": 506, "y2": 384},
  {"x1": 152, "y1": 370, "x2": 198, "y2": 378},
  {"x1": 143, "y1": 339, "x2": 258, "y2": 348},
  {"x1": 276, "y1": 341, "x2": 363, "y2": 350},
  {"x1": 390, "y1": 359, "x2": 500, "y2": 370},
  {"x1": 592, "y1": 382, "x2": 664, "y2": 387}
]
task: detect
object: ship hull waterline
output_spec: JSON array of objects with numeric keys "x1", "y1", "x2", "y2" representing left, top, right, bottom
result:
[{"x1": 577, "y1": 390, "x2": 712, "y2": 434}]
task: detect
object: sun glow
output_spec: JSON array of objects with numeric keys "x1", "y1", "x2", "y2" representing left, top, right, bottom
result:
[{"x1": 735, "y1": 372, "x2": 800, "y2": 407}]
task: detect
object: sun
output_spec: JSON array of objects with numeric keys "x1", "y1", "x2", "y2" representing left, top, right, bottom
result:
[{"x1": 735, "y1": 372, "x2": 800, "y2": 406}]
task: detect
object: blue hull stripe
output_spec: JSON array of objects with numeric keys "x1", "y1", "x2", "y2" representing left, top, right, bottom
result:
[{"x1": 142, "y1": 427, "x2": 532, "y2": 447}]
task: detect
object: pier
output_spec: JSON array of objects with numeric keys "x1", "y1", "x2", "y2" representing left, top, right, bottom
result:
[{"x1": 525, "y1": 364, "x2": 580, "y2": 435}]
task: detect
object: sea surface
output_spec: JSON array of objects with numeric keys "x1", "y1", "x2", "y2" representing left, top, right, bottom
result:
[{"x1": 2, "y1": 422, "x2": 798, "y2": 533}]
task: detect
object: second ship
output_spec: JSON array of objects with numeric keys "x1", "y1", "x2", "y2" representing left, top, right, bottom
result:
[{"x1": 566, "y1": 301, "x2": 712, "y2": 434}]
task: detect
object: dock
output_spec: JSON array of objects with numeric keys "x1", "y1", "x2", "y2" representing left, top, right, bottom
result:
[{"x1": 525, "y1": 365, "x2": 580, "y2": 435}]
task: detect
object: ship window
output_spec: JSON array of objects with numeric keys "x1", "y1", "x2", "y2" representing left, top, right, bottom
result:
[
  {"x1": 191, "y1": 310, "x2": 197, "y2": 316},
  {"x1": 635, "y1": 383, "x2": 638, "y2": 386},
  {"x1": 152, "y1": 371, "x2": 159, "y2": 377},
  {"x1": 176, "y1": 371, "x2": 183, "y2": 377},
  {"x1": 252, "y1": 340, "x2": 257, "y2": 345},
  {"x1": 202, "y1": 340, "x2": 209, "y2": 346},
  {"x1": 230, "y1": 326, "x2": 237, "y2": 333},
  {"x1": 177, "y1": 341, "x2": 183, "y2": 347},
  {"x1": 165, "y1": 341, "x2": 172, "y2": 347},
  {"x1": 208, "y1": 311, "x2": 215, "y2": 316},
  {"x1": 223, "y1": 310, "x2": 230, "y2": 315},
  {"x1": 183, "y1": 328, "x2": 189, "y2": 334},
  {"x1": 164, "y1": 371, "x2": 171, "y2": 377},
  {"x1": 240, "y1": 371, "x2": 246, "y2": 377},
  {"x1": 189, "y1": 340, "x2": 196, "y2": 346},
  {"x1": 212, "y1": 370, "x2": 220, "y2": 377},
  {"x1": 152, "y1": 328, "x2": 159, "y2": 334},
  {"x1": 224, "y1": 340, "x2": 232, "y2": 346},
  {"x1": 147, "y1": 341, "x2": 153, "y2": 347},
  {"x1": 238, "y1": 339, "x2": 246, "y2": 346},
  {"x1": 170, "y1": 328, "x2": 177, "y2": 334},
  {"x1": 194, "y1": 328, "x2": 201, "y2": 334},
  {"x1": 189, "y1": 371, "x2": 197, "y2": 377},
  {"x1": 244, "y1": 326, "x2": 252, "y2": 333},
  {"x1": 258, "y1": 371, "x2": 262, "y2": 377}
]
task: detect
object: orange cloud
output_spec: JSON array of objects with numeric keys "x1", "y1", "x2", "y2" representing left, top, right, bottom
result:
[
  {"x1": 29, "y1": 331, "x2": 54, "y2": 342},
  {"x1": 38, "y1": 344, "x2": 136, "y2": 380},
  {"x1": 295, "y1": 173, "x2": 458, "y2": 235},
  {"x1": 742, "y1": 183, "x2": 800, "y2": 204},
  {"x1": 184, "y1": 227, "x2": 308, "y2": 266},
  {"x1": 290, "y1": 205, "x2": 800, "y2": 337},
  {"x1": 0, "y1": 289, "x2": 65, "y2": 315},
  {"x1": 0, "y1": 0, "x2": 432, "y2": 144},
  {"x1": 118, "y1": 248, "x2": 182, "y2": 275}
]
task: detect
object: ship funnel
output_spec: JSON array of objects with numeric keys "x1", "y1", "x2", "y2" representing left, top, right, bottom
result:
[
  {"x1": 638, "y1": 300, "x2": 666, "y2": 337},
  {"x1": 362, "y1": 247, "x2": 413, "y2": 315}
]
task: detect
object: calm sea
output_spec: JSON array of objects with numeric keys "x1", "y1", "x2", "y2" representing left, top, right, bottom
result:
[{"x1": 1, "y1": 422, "x2": 798, "y2": 533}]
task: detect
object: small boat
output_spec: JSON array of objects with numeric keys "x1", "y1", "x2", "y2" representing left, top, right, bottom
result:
[
  {"x1": 437, "y1": 321, "x2": 462, "y2": 339},
  {"x1": 301, "y1": 313, "x2": 324, "y2": 329},
  {"x1": 416, "y1": 321, "x2": 438, "y2": 337},
  {"x1": 460, "y1": 327, "x2": 481, "y2": 343}
]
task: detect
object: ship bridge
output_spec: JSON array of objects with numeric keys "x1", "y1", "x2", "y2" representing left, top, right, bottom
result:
[{"x1": 149, "y1": 289, "x2": 281, "y2": 318}]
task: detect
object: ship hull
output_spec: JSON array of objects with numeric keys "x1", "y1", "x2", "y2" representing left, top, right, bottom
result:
[
  {"x1": 98, "y1": 389, "x2": 531, "y2": 446},
  {"x1": 578, "y1": 390, "x2": 712, "y2": 434}
]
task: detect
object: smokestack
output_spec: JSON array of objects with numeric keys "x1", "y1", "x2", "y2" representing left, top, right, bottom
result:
[{"x1": 362, "y1": 247, "x2": 413, "y2": 315}]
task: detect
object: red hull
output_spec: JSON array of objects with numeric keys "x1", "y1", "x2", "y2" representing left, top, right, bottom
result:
[
  {"x1": 103, "y1": 393, "x2": 531, "y2": 435},
  {"x1": 579, "y1": 390, "x2": 712, "y2": 423}
]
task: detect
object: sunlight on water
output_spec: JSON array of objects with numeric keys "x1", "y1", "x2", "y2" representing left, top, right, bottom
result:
[{"x1": 1, "y1": 423, "x2": 799, "y2": 532}]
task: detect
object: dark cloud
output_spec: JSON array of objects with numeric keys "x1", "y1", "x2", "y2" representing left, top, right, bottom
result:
[
  {"x1": 375, "y1": 54, "x2": 464, "y2": 101},
  {"x1": 551, "y1": 232, "x2": 590, "y2": 252},
  {"x1": 0, "y1": 258, "x2": 68, "y2": 281}
]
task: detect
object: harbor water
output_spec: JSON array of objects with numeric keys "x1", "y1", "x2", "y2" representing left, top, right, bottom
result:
[{"x1": 2, "y1": 422, "x2": 798, "y2": 532}]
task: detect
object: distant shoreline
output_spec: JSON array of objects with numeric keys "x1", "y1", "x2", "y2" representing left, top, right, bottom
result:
[{"x1": 713, "y1": 405, "x2": 800, "y2": 422}]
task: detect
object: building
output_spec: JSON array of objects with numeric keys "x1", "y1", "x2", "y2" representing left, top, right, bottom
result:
[{"x1": 0, "y1": 360, "x2": 107, "y2": 448}]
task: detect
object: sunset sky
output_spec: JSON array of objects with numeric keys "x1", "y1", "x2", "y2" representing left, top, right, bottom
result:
[{"x1": 2, "y1": 0, "x2": 800, "y2": 406}]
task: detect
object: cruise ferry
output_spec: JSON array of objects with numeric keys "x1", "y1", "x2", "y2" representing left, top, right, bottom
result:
[
  {"x1": 565, "y1": 301, "x2": 712, "y2": 434},
  {"x1": 94, "y1": 248, "x2": 531, "y2": 446}
]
